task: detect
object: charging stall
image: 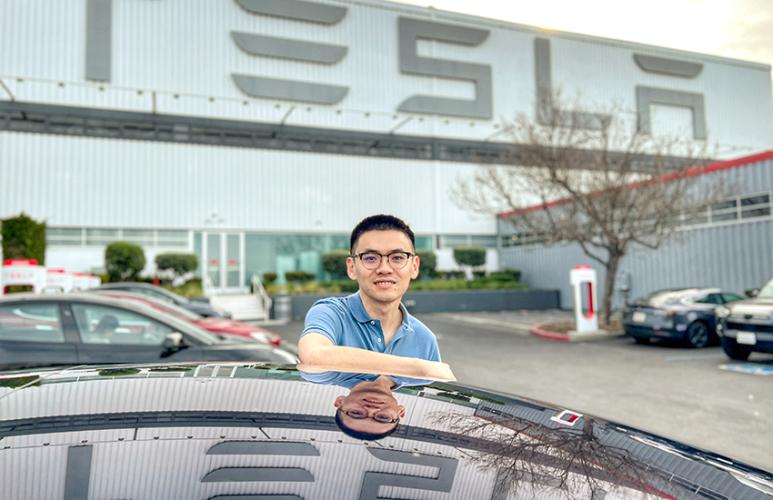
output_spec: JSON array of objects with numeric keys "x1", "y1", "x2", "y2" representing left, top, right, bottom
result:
[
  {"x1": 1, "y1": 259, "x2": 48, "y2": 295},
  {"x1": 570, "y1": 265, "x2": 598, "y2": 333}
]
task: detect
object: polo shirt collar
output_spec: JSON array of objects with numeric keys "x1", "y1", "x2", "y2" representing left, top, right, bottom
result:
[{"x1": 349, "y1": 292, "x2": 414, "y2": 332}]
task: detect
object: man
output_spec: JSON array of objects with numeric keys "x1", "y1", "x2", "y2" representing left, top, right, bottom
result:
[
  {"x1": 298, "y1": 214, "x2": 454, "y2": 439},
  {"x1": 299, "y1": 214, "x2": 452, "y2": 381}
]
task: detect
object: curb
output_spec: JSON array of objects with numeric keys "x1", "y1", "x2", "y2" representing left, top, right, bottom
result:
[
  {"x1": 529, "y1": 322, "x2": 571, "y2": 342},
  {"x1": 530, "y1": 322, "x2": 623, "y2": 343}
]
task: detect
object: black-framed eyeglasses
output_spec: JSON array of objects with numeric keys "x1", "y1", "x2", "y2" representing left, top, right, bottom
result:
[
  {"x1": 351, "y1": 251, "x2": 415, "y2": 270},
  {"x1": 338, "y1": 408, "x2": 400, "y2": 424}
]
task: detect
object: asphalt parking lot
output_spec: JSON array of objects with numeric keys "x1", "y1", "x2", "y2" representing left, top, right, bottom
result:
[{"x1": 268, "y1": 310, "x2": 773, "y2": 472}]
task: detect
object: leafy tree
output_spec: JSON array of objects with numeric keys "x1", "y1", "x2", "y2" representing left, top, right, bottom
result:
[
  {"x1": 105, "y1": 242, "x2": 146, "y2": 282},
  {"x1": 1, "y1": 213, "x2": 46, "y2": 264},
  {"x1": 321, "y1": 249, "x2": 350, "y2": 280}
]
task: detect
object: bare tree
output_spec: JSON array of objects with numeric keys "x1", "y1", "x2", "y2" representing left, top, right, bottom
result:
[
  {"x1": 431, "y1": 411, "x2": 677, "y2": 499},
  {"x1": 453, "y1": 95, "x2": 722, "y2": 324}
]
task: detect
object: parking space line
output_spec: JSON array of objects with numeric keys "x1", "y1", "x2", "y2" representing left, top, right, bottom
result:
[{"x1": 664, "y1": 353, "x2": 728, "y2": 362}]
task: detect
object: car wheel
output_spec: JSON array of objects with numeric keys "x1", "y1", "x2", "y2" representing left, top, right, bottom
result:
[
  {"x1": 633, "y1": 336, "x2": 650, "y2": 345},
  {"x1": 685, "y1": 321, "x2": 710, "y2": 348},
  {"x1": 721, "y1": 337, "x2": 752, "y2": 361}
]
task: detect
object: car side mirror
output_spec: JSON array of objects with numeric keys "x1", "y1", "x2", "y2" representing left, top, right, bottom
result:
[
  {"x1": 745, "y1": 288, "x2": 759, "y2": 298},
  {"x1": 162, "y1": 332, "x2": 184, "y2": 350}
]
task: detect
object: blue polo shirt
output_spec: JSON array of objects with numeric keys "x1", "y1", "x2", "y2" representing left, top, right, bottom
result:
[{"x1": 300, "y1": 292, "x2": 440, "y2": 388}]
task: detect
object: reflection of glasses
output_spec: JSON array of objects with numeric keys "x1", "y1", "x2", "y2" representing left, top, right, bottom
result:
[
  {"x1": 351, "y1": 251, "x2": 415, "y2": 270},
  {"x1": 338, "y1": 408, "x2": 399, "y2": 424}
]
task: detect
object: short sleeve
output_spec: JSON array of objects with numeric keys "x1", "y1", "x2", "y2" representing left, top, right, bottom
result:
[{"x1": 301, "y1": 300, "x2": 344, "y2": 345}]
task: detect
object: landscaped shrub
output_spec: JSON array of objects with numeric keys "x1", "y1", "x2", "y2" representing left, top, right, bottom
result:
[
  {"x1": 1, "y1": 213, "x2": 46, "y2": 264},
  {"x1": 285, "y1": 270, "x2": 315, "y2": 283},
  {"x1": 452, "y1": 246, "x2": 486, "y2": 267},
  {"x1": 416, "y1": 249, "x2": 437, "y2": 279},
  {"x1": 105, "y1": 241, "x2": 146, "y2": 282},
  {"x1": 322, "y1": 249, "x2": 350, "y2": 279},
  {"x1": 262, "y1": 272, "x2": 278, "y2": 285},
  {"x1": 155, "y1": 253, "x2": 197, "y2": 280}
]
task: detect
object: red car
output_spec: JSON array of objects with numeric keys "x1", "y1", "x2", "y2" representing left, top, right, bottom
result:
[{"x1": 93, "y1": 290, "x2": 282, "y2": 346}]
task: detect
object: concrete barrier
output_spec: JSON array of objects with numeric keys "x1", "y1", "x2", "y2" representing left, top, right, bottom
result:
[{"x1": 283, "y1": 289, "x2": 560, "y2": 321}]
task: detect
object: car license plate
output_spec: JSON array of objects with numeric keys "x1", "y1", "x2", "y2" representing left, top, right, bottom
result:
[
  {"x1": 737, "y1": 332, "x2": 757, "y2": 345},
  {"x1": 632, "y1": 312, "x2": 646, "y2": 323}
]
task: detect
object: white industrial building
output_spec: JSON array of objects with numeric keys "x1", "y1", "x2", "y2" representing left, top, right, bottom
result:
[{"x1": 1, "y1": 0, "x2": 771, "y2": 295}]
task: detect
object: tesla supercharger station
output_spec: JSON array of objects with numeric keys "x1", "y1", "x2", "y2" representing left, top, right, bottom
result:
[
  {"x1": 46, "y1": 269, "x2": 75, "y2": 293},
  {"x1": 73, "y1": 272, "x2": 101, "y2": 291},
  {"x1": 1, "y1": 259, "x2": 48, "y2": 295},
  {"x1": 570, "y1": 265, "x2": 598, "y2": 333}
]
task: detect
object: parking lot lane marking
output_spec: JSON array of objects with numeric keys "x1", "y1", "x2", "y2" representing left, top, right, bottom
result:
[
  {"x1": 664, "y1": 353, "x2": 728, "y2": 362},
  {"x1": 719, "y1": 363, "x2": 773, "y2": 376}
]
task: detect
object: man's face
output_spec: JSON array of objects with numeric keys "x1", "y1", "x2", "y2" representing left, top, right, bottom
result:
[
  {"x1": 347, "y1": 230, "x2": 419, "y2": 306},
  {"x1": 334, "y1": 379, "x2": 406, "y2": 435}
]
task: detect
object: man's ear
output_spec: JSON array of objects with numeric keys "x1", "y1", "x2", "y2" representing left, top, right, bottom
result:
[
  {"x1": 398, "y1": 405, "x2": 406, "y2": 418},
  {"x1": 334, "y1": 396, "x2": 345, "y2": 408},
  {"x1": 346, "y1": 256, "x2": 357, "y2": 280},
  {"x1": 410, "y1": 254, "x2": 420, "y2": 280}
]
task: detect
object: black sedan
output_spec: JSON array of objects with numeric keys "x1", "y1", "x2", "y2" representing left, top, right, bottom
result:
[
  {"x1": 623, "y1": 288, "x2": 745, "y2": 348},
  {"x1": 1, "y1": 362, "x2": 771, "y2": 499},
  {"x1": 0, "y1": 293, "x2": 295, "y2": 370},
  {"x1": 96, "y1": 282, "x2": 229, "y2": 318}
]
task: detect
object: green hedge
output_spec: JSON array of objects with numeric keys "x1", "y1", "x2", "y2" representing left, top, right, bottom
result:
[
  {"x1": 1, "y1": 213, "x2": 46, "y2": 264},
  {"x1": 155, "y1": 253, "x2": 197, "y2": 277},
  {"x1": 267, "y1": 277, "x2": 526, "y2": 295},
  {"x1": 285, "y1": 270, "x2": 315, "y2": 283},
  {"x1": 105, "y1": 241, "x2": 146, "y2": 282},
  {"x1": 263, "y1": 272, "x2": 278, "y2": 285}
]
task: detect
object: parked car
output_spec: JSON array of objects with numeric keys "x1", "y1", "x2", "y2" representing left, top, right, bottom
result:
[
  {"x1": 623, "y1": 288, "x2": 745, "y2": 348},
  {"x1": 716, "y1": 278, "x2": 773, "y2": 360},
  {"x1": 96, "y1": 282, "x2": 229, "y2": 318},
  {"x1": 0, "y1": 293, "x2": 295, "y2": 371},
  {"x1": 93, "y1": 290, "x2": 282, "y2": 346},
  {"x1": 1, "y1": 362, "x2": 771, "y2": 499}
]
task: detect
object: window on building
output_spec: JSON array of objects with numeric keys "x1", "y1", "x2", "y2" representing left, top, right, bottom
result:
[
  {"x1": 123, "y1": 229, "x2": 155, "y2": 245},
  {"x1": 85, "y1": 228, "x2": 120, "y2": 245},
  {"x1": 740, "y1": 193, "x2": 771, "y2": 219},
  {"x1": 47, "y1": 227, "x2": 84, "y2": 246}
]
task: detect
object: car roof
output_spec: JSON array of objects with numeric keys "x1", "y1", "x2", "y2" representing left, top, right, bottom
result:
[{"x1": 1, "y1": 362, "x2": 770, "y2": 499}]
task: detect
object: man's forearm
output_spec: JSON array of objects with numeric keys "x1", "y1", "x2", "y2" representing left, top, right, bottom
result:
[{"x1": 299, "y1": 345, "x2": 455, "y2": 381}]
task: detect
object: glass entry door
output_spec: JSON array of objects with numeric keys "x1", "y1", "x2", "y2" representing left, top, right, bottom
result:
[{"x1": 201, "y1": 232, "x2": 246, "y2": 294}]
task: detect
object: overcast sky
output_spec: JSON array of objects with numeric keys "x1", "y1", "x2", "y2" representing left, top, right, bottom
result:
[{"x1": 395, "y1": 0, "x2": 773, "y2": 73}]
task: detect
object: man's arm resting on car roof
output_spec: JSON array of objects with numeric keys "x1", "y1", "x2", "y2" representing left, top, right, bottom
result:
[{"x1": 298, "y1": 332, "x2": 455, "y2": 381}]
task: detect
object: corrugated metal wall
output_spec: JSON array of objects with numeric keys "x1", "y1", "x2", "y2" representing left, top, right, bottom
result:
[
  {"x1": 1, "y1": 0, "x2": 771, "y2": 149},
  {"x1": 0, "y1": 131, "x2": 495, "y2": 235},
  {"x1": 500, "y1": 159, "x2": 773, "y2": 308}
]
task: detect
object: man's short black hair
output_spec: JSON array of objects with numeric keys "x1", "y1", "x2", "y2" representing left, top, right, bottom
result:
[
  {"x1": 335, "y1": 409, "x2": 400, "y2": 441},
  {"x1": 350, "y1": 214, "x2": 415, "y2": 253}
]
